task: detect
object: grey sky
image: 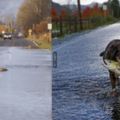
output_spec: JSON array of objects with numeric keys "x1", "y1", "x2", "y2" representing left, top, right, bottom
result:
[
  {"x1": 53, "y1": 0, "x2": 108, "y2": 5},
  {"x1": 0, "y1": 0, "x2": 23, "y2": 17}
]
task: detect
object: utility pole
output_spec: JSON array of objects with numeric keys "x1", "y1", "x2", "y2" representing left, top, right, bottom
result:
[
  {"x1": 77, "y1": 0, "x2": 83, "y2": 30},
  {"x1": 108, "y1": 0, "x2": 111, "y2": 16}
]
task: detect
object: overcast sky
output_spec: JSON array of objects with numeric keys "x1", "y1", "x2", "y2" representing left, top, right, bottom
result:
[
  {"x1": 0, "y1": 0, "x2": 23, "y2": 21},
  {"x1": 52, "y1": 0, "x2": 108, "y2": 5}
]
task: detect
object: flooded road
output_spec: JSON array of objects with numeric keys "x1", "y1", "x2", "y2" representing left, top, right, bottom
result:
[
  {"x1": 53, "y1": 23, "x2": 120, "y2": 120},
  {"x1": 0, "y1": 47, "x2": 52, "y2": 120}
]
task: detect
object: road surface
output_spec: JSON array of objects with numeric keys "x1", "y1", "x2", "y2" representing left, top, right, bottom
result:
[
  {"x1": 0, "y1": 38, "x2": 37, "y2": 48},
  {"x1": 0, "y1": 38, "x2": 52, "y2": 120},
  {"x1": 53, "y1": 23, "x2": 120, "y2": 120}
]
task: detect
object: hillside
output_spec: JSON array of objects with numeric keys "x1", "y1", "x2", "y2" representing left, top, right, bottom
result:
[{"x1": 52, "y1": 1, "x2": 103, "y2": 14}]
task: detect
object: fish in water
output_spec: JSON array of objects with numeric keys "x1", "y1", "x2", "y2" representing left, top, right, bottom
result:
[
  {"x1": 0, "y1": 68, "x2": 8, "y2": 72},
  {"x1": 103, "y1": 59, "x2": 120, "y2": 75}
]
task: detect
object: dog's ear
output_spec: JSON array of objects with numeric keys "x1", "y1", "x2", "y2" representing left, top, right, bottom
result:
[{"x1": 99, "y1": 51, "x2": 105, "y2": 57}]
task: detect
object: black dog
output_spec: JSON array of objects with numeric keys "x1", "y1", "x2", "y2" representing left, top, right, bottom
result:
[{"x1": 100, "y1": 39, "x2": 120, "y2": 95}]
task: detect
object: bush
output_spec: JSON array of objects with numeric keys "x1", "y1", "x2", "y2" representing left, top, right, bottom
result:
[
  {"x1": 90, "y1": 16, "x2": 103, "y2": 26},
  {"x1": 33, "y1": 21, "x2": 48, "y2": 34},
  {"x1": 105, "y1": 16, "x2": 117, "y2": 22}
]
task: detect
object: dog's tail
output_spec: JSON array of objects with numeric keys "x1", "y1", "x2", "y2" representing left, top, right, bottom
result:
[{"x1": 99, "y1": 51, "x2": 105, "y2": 57}]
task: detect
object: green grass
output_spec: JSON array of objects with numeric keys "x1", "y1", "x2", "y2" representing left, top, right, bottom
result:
[
  {"x1": 33, "y1": 40, "x2": 51, "y2": 49},
  {"x1": 27, "y1": 36, "x2": 51, "y2": 49}
]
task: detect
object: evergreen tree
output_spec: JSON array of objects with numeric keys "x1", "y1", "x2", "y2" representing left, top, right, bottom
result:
[{"x1": 110, "y1": 0, "x2": 120, "y2": 18}]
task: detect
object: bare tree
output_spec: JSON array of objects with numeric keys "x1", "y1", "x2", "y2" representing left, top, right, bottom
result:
[
  {"x1": 4, "y1": 14, "x2": 15, "y2": 33},
  {"x1": 16, "y1": 0, "x2": 51, "y2": 33}
]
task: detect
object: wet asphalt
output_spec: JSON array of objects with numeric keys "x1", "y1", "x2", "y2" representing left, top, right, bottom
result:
[{"x1": 53, "y1": 23, "x2": 120, "y2": 120}]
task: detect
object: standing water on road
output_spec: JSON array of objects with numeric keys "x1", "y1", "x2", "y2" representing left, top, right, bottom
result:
[
  {"x1": 0, "y1": 47, "x2": 52, "y2": 120},
  {"x1": 53, "y1": 23, "x2": 120, "y2": 120}
]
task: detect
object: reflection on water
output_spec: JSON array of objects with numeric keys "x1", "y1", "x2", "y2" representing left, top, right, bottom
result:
[{"x1": 0, "y1": 47, "x2": 52, "y2": 120}]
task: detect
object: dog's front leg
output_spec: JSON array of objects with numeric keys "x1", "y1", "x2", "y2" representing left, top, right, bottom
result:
[{"x1": 109, "y1": 71, "x2": 119, "y2": 96}]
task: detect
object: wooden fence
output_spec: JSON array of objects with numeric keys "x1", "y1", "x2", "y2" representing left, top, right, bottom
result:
[{"x1": 52, "y1": 17, "x2": 103, "y2": 37}]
